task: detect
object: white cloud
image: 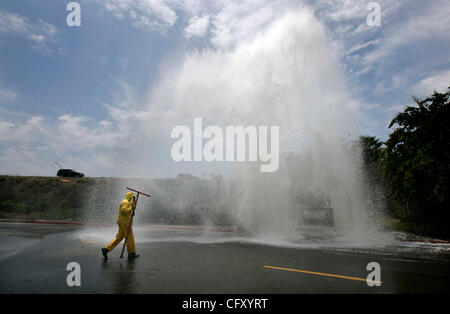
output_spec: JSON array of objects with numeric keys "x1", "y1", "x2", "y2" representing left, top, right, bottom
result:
[
  {"x1": 0, "y1": 8, "x2": 29, "y2": 34},
  {"x1": 0, "y1": 8, "x2": 58, "y2": 52},
  {"x1": 93, "y1": 0, "x2": 302, "y2": 48},
  {"x1": 373, "y1": 74, "x2": 408, "y2": 95},
  {"x1": 0, "y1": 79, "x2": 158, "y2": 177},
  {"x1": 333, "y1": 23, "x2": 354, "y2": 36},
  {"x1": 209, "y1": 1, "x2": 279, "y2": 48},
  {"x1": 0, "y1": 120, "x2": 15, "y2": 137},
  {"x1": 100, "y1": 120, "x2": 112, "y2": 128},
  {"x1": 0, "y1": 110, "x2": 131, "y2": 176},
  {"x1": 56, "y1": 114, "x2": 126, "y2": 149},
  {"x1": 0, "y1": 84, "x2": 19, "y2": 104},
  {"x1": 361, "y1": 1, "x2": 450, "y2": 71},
  {"x1": 95, "y1": 0, "x2": 177, "y2": 33},
  {"x1": 38, "y1": 18, "x2": 58, "y2": 37},
  {"x1": 383, "y1": 104, "x2": 405, "y2": 114},
  {"x1": 138, "y1": 0, "x2": 177, "y2": 26},
  {"x1": 184, "y1": 15, "x2": 209, "y2": 38},
  {"x1": 326, "y1": 0, "x2": 450, "y2": 105},
  {"x1": 325, "y1": 0, "x2": 366, "y2": 22},
  {"x1": 411, "y1": 70, "x2": 450, "y2": 97},
  {"x1": 346, "y1": 39, "x2": 380, "y2": 56}
]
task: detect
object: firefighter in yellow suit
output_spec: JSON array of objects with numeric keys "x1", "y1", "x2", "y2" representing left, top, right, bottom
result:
[{"x1": 102, "y1": 192, "x2": 140, "y2": 260}]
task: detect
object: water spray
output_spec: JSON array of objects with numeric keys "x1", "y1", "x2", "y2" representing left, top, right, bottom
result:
[{"x1": 120, "y1": 187, "x2": 151, "y2": 259}]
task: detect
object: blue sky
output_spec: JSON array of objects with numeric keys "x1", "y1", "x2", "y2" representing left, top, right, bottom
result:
[{"x1": 0, "y1": 0, "x2": 449, "y2": 178}]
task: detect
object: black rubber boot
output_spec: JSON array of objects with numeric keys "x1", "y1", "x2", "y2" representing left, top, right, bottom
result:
[
  {"x1": 102, "y1": 248, "x2": 109, "y2": 259},
  {"x1": 128, "y1": 252, "x2": 140, "y2": 260}
]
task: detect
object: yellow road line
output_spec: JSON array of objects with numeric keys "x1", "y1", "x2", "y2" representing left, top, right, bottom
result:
[{"x1": 264, "y1": 265, "x2": 382, "y2": 284}]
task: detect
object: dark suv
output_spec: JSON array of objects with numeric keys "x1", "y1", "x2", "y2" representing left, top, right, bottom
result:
[{"x1": 57, "y1": 169, "x2": 84, "y2": 178}]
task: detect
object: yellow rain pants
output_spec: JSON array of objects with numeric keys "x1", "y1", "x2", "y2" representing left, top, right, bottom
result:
[{"x1": 105, "y1": 223, "x2": 136, "y2": 253}]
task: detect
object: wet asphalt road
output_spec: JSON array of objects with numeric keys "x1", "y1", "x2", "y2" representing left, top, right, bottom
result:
[{"x1": 0, "y1": 222, "x2": 449, "y2": 294}]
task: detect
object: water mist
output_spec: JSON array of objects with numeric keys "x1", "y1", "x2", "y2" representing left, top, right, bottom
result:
[{"x1": 82, "y1": 10, "x2": 391, "y2": 248}]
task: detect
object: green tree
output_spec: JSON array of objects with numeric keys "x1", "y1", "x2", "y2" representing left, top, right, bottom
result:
[
  {"x1": 358, "y1": 135, "x2": 383, "y2": 164},
  {"x1": 355, "y1": 135, "x2": 390, "y2": 218},
  {"x1": 382, "y1": 88, "x2": 450, "y2": 217}
]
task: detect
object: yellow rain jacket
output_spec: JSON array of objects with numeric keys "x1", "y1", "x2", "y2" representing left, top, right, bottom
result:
[
  {"x1": 117, "y1": 192, "x2": 136, "y2": 224},
  {"x1": 105, "y1": 192, "x2": 137, "y2": 254}
]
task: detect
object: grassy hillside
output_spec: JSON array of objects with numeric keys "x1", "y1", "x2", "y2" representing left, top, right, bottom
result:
[
  {"x1": 0, "y1": 175, "x2": 92, "y2": 221},
  {"x1": 0, "y1": 175, "x2": 157, "y2": 222},
  {"x1": 0, "y1": 175, "x2": 233, "y2": 225}
]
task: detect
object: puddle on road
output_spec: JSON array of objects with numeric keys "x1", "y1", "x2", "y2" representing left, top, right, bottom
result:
[
  {"x1": 75, "y1": 225, "x2": 450, "y2": 261},
  {"x1": 0, "y1": 235, "x2": 40, "y2": 260}
]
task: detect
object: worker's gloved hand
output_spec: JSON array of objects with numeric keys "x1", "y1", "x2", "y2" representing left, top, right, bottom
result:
[{"x1": 130, "y1": 196, "x2": 136, "y2": 207}]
